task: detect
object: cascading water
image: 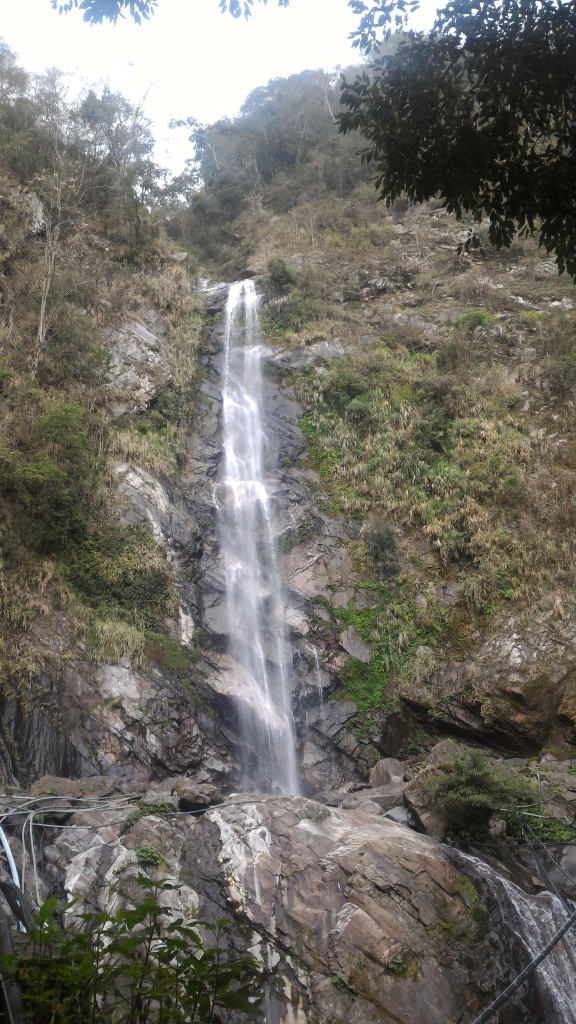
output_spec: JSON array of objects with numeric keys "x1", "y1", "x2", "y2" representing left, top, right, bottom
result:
[
  {"x1": 453, "y1": 850, "x2": 576, "y2": 1023},
  {"x1": 216, "y1": 280, "x2": 299, "y2": 795}
]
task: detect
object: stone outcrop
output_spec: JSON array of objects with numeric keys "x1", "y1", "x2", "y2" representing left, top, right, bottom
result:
[
  {"x1": 31, "y1": 790, "x2": 551, "y2": 1024},
  {"x1": 402, "y1": 608, "x2": 576, "y2": 752},
  {"x1": 2, "y1": 280, "x2": 575, "y2": 800},
  {"x1": 106, "y1": 309, "x2": 170, "y2": 417}
]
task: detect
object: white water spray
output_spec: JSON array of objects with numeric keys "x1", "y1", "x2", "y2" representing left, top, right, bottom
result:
[
  {"x1": 216, "y1": 280, "x2": 299, "y2": 794},
  {"x1": 454, "y1": 850, "x2": 576, "y2": 1023}
]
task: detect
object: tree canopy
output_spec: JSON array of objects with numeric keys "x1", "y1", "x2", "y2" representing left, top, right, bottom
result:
[
  {"x1": 340, "y1": 0, "x2": 576, "y2": 277},
  {"x1": 50, "y1": 0, "x2": 288, "y2": 24},
  {"x1": 50, "y1": 0, "x2": 576, "y2": 277}
]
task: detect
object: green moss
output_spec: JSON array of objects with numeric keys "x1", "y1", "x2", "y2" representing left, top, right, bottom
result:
[{"x1": 453, "y1": 874, "x2": 487, "y2": 917}]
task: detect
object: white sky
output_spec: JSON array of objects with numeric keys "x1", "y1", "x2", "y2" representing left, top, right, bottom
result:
[{"x1": 0, "y1": 0, "x2": 437, "y2": 173}]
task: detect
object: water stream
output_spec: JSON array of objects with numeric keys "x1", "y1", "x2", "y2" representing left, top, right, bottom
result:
[
  {"x1": 216, "y1": 280, "x2": 299, "y2": 795},
  {"x1": 453, "y1": 850, "x2": 576, "y2": 1023}
]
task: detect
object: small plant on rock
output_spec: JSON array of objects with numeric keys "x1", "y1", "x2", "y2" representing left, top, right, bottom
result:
[{"x1": 136, "y1": 844, "x2": 164, "y2": 866}]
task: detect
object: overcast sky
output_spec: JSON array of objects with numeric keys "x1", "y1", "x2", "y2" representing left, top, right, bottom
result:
[{"x1": 0, "y1": 0, "x2": 436, "y2": 173}]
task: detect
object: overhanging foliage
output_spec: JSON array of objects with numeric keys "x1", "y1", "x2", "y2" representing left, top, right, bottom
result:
[{"x1": 340, "y1": 0, "x2": 576, "y2": 276}]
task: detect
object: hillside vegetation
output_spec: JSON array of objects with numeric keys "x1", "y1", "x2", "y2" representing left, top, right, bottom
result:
[
  {"x1": 177, "y1": 64, "x2": 576, "y2": 744},
  {"x1": 1, "y1": 41, "x2": 575, "y2": 754},
  {"x1": 0, "y1": 41, "x2": 203, "y2": 698}
]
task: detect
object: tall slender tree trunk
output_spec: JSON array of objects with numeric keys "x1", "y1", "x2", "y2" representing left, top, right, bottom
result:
[{"x1": 32, "y1": 177, "x2": 62, "y2": 377}]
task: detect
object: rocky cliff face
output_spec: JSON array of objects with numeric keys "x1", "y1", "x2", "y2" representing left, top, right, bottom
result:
[
  {"x1": 3, "y1": 273, "x2": 576, "y2": 797},
  {"x1": 3, "y1": 280, "x2": 576, "y2": 1023}
]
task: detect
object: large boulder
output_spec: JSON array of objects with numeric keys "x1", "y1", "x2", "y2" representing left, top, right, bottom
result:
[
  {"x1": 369, "y1": 757, "x2": 405, "y2": 788},
  {"x1": 403, "y1": 772, "x2": 449, "y2": 840},
  {"x1": 39, "y1": 793, "x2": 562, "y2": 1023},
  {"x1": 341, "y1": 781, "x2": 407, "y2": 812}
]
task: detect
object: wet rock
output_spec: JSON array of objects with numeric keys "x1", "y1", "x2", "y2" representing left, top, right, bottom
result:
[
  {"x1": 183, "y1": 797, "x2": 535, "y2": 1023},
  {"x1": 369, "y1": 757, "x2": 404, "y2": 788},
  {"x1": 24, "y1": 792, "x2": 547, "y2": 1023}
]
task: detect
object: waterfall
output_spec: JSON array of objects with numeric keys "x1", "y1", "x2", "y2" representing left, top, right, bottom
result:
[
  {"x1": 452, "y1": 850, "x2": 576, "y2": 1023},
  {"x1": 216, "y1": 280, "x2": 299, "y2": 795}
]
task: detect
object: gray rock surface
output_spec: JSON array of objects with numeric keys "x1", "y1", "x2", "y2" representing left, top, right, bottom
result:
[
  {"x1": 106, "y1": 311, "x2": 170, "y2": 417},
  {"x1": 37, "y1": 793, "x2": 539, "y2": 1024},
  {"x1": 369, "y1": 757, "x2": 405, "y2": 788},
  {"x1": 341, "y1": 781, "x2": 407, "y2": 812},
  {"x1": 403, "y1": 609, "x2": 576, "y2": 750}
]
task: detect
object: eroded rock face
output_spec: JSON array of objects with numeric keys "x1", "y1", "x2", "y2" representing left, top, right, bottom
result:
[
  {"x1": 402, "y1": 608, "x2": 576, "y2": 751},
  {"x1": 43, "y1": 794, "x2": 540, "y2": 1024},
  {"x1": 106, "y1": 309, "x2": 170, "y2": 417},
  {"x1": 0, "y1": 658, "x2": 236, "y2": 790}
]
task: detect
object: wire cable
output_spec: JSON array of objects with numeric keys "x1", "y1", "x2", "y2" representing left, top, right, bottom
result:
[{"x1": 470, "y1": 905, "x2": 576, "y2": 1024}]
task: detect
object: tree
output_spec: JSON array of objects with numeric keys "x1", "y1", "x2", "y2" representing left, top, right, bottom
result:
[
  {"x1": 339, "y1": 0, "x2": 576, "y2": 277},
  {"x1": 50, "y1": 0, "x2": 288, "y2": 23},
  {"x1": 50, "y1": 0, "x2": 576, "y2": 276}
]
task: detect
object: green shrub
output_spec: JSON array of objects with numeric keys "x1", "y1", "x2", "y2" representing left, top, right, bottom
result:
[
  {"x1": 455, "y1": 310, "x2": 497, "y2": 330},
  {"x1": 364, "y1": 522, "x2": 400, "y2": 576},
  {"x1": 261, "y1": 294, "x2": 312, "y2": 336},
  {"x1": 338, "y1": 656, "x2": 385, "y2": 712},
  {"x1": 1, "y1": 402, "x2": 99, "y2": 553},
  {"x1": 0, "y1": 877, "x2": 261, "y2": 1024},
  {"x1": 65, "y1": 528, "x2": 175, "y2": 625},
  {"x1": 420, "y1": 748, "x2": 537, "y2": 838},
  {"x1": 135, "y1": 844, "x2": 164, "y2": 866},
  {"x1": 267, "y1": 256, "x2": 296, "y2": 294}
]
